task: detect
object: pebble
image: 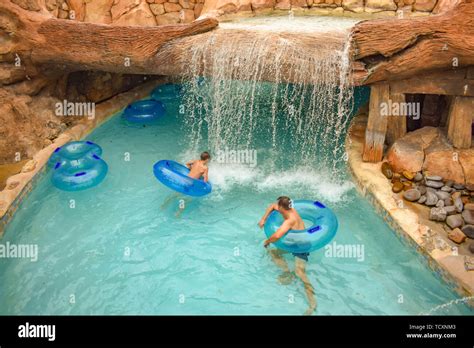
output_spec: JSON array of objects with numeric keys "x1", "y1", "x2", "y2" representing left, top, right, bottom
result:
[
  {"x1": 444, "y1": 198, "x2": 453, "y2": 206},
  {"x1": 448, "y1": 228, "x2": 467, "y2": 244},
  {"x1": 462, "y1": 209, "x2": 474, "y2": 224},
  {"x1": 444, "y1": 206, "x2": 457, "y2": 215},
  {"x1": 392, "y1": 182, "x2": 404, "y2": 193},
  {"x1": 381, "y1": 162, "x2": 393, "y2": 179},
  {"x1": 466, "y1": 184, "x2": 474, "y2": 191},
  {"x1": 403, "y1": 171, "x2": 414, "y2": 180},
  {"x1": 441, "y1": 186, "x2": 453, "y2": 192},
  {"x1": 446, "y1": 214, "x2": 464, "y2": 229},
  {"x1": 435, "y1": 191, "x2": 451, "y2": 201},
  {"x1": 418, "y1": 185, "x2": 427, "y2": 195},
  {"x1": 425, "y1": 180, "x2": 444, "y2": 189},
  {"x1": 403, "y1": 189, "x2": 421, "y2": 202},
  {"x1": 452, "y1": 191, "x2": 461, "y2": 200},
  {"x1": 436, "y1": 200, "x2": 445, "y2": 208},
  {"x1": 462, "y1": 225, "x2": 474, "y2": 239},
  {"x1": 418, "y1": 195, "x2": 427, "y2": 204},
  {"x1": 425, "y1": 191, "x2": 439, "y2": 206},
  {"x1": 414, "y1": 172, "x2": 423, "y2": 182},
  {"x1": 453, "y1": 183, "x2": 465, "y2": 190},
  {"x1": 430, "y1": 207, "x2": 447, "y2": 222},
  {"x1": 454, "y1": 197, "x2": 464, "y2": 213},
  {"x1": 426, "y1": 175, "x2": 443, "y2": 181}
]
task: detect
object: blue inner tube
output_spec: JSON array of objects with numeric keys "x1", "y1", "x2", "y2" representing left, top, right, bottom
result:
[
  {"x1": 52, "y1": 154, "x2": 108, "y2": 191},
  {"x1": 264, "y1": 200, "x2": 338, "y2": 253},
  {"x1": 123, "y1": 99, "x2": 165, "y2": 123},
  {"x1": 151, "y1": 84, "x2": 182, "y2": 101},
  {"x1": 47, "y1": 141, "x2": 102, "y2": 167},
  {"x1": 153, "y1": 160, "x2": 212, "y2": 197}
]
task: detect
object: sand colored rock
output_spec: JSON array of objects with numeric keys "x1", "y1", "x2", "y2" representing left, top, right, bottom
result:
[
  {"x1": 342, "y1": 0, "x2": 364, "y2": 12},
  {"x1": 423, "y1": 137, "x2": 465, "y2": 184},
  {"x1": 448, "y1": 228, "x2": 467, "y2": 244},
  {"x1": 365, "y1": 0, "x2": 396, "y2": 12},
  {"x1": 413, "y1": 0, "x2": 436, "y2": 12},
  {"x1": 84, "y1": 0, "x2": 114, "y2": 24},
  {"x1": 114, "y1": 0, "x2": 157, "y2": 25}
]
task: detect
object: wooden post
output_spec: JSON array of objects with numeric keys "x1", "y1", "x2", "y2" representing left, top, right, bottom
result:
[
  {"x1": 363, "y1": 83, "x2": 390, "y2": 162},
  {"x1": 386, "y1": 92, "x2": 407, "y2": 146},
  {"x1": 447, "y1": 96, "x2": 474, "y2": 149}
]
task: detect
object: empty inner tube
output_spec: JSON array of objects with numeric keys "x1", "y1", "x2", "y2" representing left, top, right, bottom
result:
[
  {"x1": 47, "y1": 141, "x2": 102, "y2": 167},
  {"x1": 123, "y1": 99, "x2": 165, "y2": 123},
  {"x1": 52, "y1": 154, "x2": 108, "y2": 191}
]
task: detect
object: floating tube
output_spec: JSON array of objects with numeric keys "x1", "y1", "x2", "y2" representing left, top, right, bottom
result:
[
  {"x1": 264, "y1": 200, "x2": 338, "y2": 253},
  {"x1": 123, "y1": 99, "x2": 165, "y2": 123},
  {"x1": 52, "y1": 154, "x2": 108, "y2": 191},
  {"x1": 151, "y1": 84, "x2": 182, "y2": 101},
  {"x1": 153, "y1": 160, "x2": 212, "y2": 197},
  {"x1": 47, "y1": 141, "x2": 102, "y2": 167}
]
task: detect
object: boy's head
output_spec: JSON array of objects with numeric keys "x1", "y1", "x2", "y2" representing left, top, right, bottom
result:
[
  {"x1": 277, "y1": 196, "x2": 292, "y2": 211},
  {"x1": 200, "y1": 151, "x2": 211, "y2": 163}
]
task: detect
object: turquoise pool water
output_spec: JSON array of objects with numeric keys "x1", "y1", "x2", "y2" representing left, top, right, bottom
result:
[{"x1": 0, "y1": 84, "x2": 472, "y2": 315}]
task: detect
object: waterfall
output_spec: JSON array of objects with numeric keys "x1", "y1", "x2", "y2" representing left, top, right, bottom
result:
[{"x1": 179, "y1": 17, "x2": 357, "y2": 173}]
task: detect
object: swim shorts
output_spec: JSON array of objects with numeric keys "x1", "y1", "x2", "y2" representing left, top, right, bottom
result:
[{"x1": 292, "y1": 252, "x2": 310, "y2": 262}]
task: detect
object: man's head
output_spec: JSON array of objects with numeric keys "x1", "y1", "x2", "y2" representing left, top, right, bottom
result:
[
  {"x1": 277, "y1": 196, "x2": 292, "y2": 211},
  {"x1": 200, "y1": 151, "x2": 211, "y2": 163}
]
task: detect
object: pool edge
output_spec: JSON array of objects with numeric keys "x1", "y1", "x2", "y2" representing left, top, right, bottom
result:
[{"x1": 0, "y1": 79, "x2": 164, "y2": 237}]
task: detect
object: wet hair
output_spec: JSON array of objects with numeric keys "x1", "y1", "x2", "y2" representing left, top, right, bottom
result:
[
  {"x1": 277, "y1": 196, "x2": 292, "y2": 210},
  {"x1": 200, "y1": 151, "x2": 211, "y2": 161}
]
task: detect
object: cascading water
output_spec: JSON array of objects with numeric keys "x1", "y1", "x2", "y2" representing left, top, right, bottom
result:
[{"x1": 179, "y1": 16, "x2": 359, "y2": 174}]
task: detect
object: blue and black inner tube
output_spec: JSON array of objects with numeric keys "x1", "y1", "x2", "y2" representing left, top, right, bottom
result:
[
  {"x1": 264, "y1": 200, "x2": 338, "y2": 253},
  {"x1": 153, "y1": 160, "x2": 212, "y2": 197},
  {"x1": 123, "y1": 99, "x2": 165, "y2": 123},
  {"x1": 49, "y1": 141, "x2": 108, "y2": 191}
]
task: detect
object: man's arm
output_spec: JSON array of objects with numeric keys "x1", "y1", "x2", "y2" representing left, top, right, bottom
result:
[
  {"x1": 203, "y1": 167, "x2": 209, "y2": 182},
  {"x1": 258, "y1": 203, "x2": 277, "y2": 228},
  {"x1": 264, "y1": 220, "x2": 292, "y2": 247},
  {"x1": 185, "y1": 160, "x2": 195, "y2": 169}
]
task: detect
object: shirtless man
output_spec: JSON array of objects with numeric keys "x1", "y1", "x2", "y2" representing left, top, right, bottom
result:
[
  {"x1": 258, "y1": 196, "x2": 317, "y2": 315},
  {"x1": 186, "y1": 151, "x2": 210, "y2": 182},
  {"x1": 161, "y1": 151, "x2": 210, "y2": 217}
]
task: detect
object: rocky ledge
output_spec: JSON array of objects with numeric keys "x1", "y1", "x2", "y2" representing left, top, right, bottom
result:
[
  {"x1": 346, "y1": 110, "x2": 474, "y2": 301},
  {"x1": 382, "y1": 162, "x2": 474, "y2": 247}
]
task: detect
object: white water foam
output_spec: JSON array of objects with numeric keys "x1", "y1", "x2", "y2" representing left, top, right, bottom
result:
[{"x1": 180, "y1": 16, "x2": 356, "y2": 176}]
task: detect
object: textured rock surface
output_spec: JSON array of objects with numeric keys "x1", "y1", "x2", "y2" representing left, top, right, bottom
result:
[
  {"x1": 387, "y1": 127, "x2": 473, "y2": 184},
  {"x1": 199, "y1": 0, "x2": 440, "y2": 18},
  {"x1": 448, "y1": 228, "x2": 467, "y2": 244}
]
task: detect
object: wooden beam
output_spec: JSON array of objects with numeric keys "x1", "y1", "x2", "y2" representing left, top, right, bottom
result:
[
  {"x1": 386, "y1": 92, "x2": 407, "y2": 146},
  {"x1": 363, "y1": 83, "x2": 390, "y2": 162},
  {"x1": 447, "y1": 96, "x2": 474, "y2": 149},
  {"x1": 390, "y1": 78, "x2": 474, "y2": 97}
]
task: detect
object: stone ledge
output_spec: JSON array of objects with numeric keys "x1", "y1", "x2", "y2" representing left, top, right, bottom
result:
[
  {"x1": 0, "y1": 79, "x2": 164, "y2": 236},
  {"x1": 346, "y1": 112, "x2": 474, "y2": 304}
]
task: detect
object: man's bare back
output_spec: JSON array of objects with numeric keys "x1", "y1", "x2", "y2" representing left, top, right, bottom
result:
[
  {"x1": 186, "y1": 152, "x2": 211, "y2": 182},
  {"x1": 285, "y1": 209, "x2": 305, "y2": 230}
]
